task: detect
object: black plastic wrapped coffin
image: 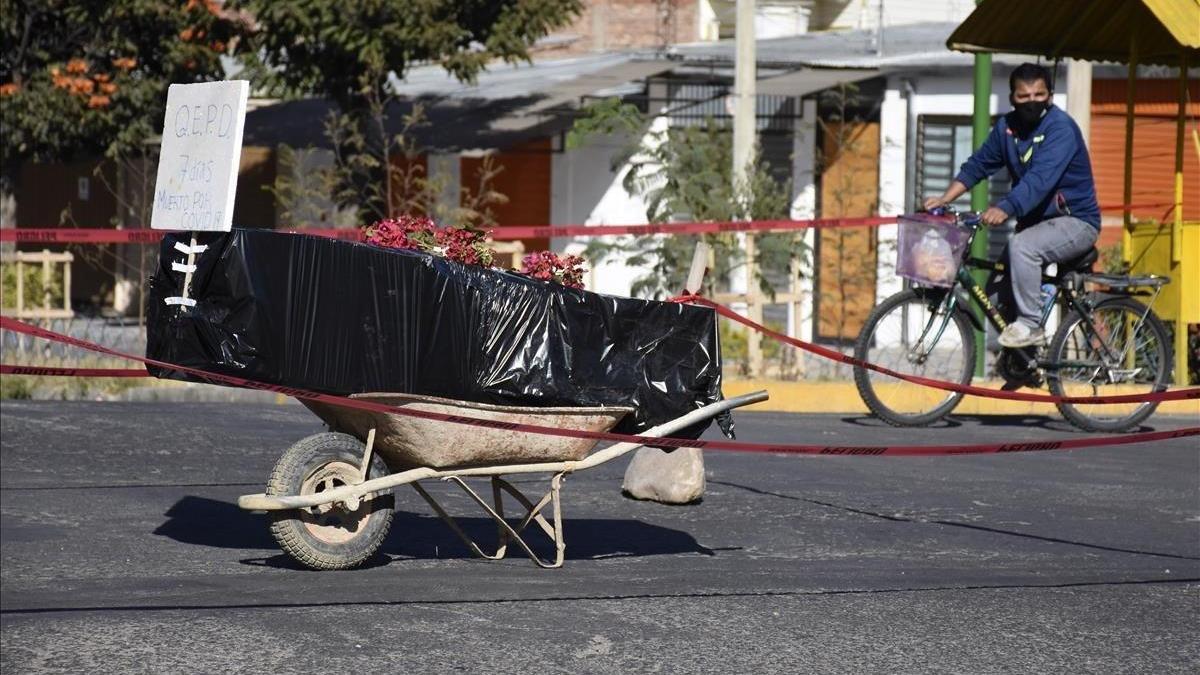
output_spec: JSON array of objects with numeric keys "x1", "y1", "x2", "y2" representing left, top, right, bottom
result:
[{"x1": 146, "y1": 228, "x2": 731, "y2": 439}]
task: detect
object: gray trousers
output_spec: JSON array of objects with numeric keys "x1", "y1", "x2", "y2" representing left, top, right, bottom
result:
[{"x1": 990, "y1": 216, "x2": 1099, "y2": 328}]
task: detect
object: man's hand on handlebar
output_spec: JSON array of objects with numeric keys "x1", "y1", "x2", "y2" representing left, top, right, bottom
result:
[
  {"x1": 980, "y1": 206, "x2": 1009, "y2": 227},
  {"x1": 922, "y1": 194, "x2": 1007, "y2": 226},
  {"x1": 922, "y1": 196, "x2": 947, "y2": 212}
]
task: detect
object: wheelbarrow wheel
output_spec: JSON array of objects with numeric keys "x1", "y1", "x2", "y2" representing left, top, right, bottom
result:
[{"x1": 267, "y1": 432, "x2": 394, "y2": 570}]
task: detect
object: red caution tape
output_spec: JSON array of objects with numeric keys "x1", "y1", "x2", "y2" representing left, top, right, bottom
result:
[
  {"x1": 0, "y1": 216, "x2": 896, "y2": 245},
  {"x1": 0, "y1": 316, "x2": 1194, "y2": 456},
  {"x1": 673, "y1": 295, "x2": 1200, "y2": 405},
  {"x1": 0, "y1": 229, "x2": 166, "y2": 244},
  {"x1": 0, "y1": 365, "x2": 148, "y2": 377}
]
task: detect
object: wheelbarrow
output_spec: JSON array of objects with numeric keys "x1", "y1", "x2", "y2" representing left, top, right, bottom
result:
[{"x1": 238, "y1": 390, "x2": 767, "y2": 570}]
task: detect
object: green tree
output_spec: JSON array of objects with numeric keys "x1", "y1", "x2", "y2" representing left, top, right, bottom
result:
[
  {"x1": 0, "y1": 0, "x2": 250, "y2": 217},
  {"x1": 237, "y1": 0, "x2": 581, "y2": 223},
  {"x1": 570, "y1": 100, "x2": 804, "y2": 300}
]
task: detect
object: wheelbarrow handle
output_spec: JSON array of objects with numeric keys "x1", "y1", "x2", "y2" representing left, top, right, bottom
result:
[{"x1": 573, "y1": 390, "x2": 769, "y2": 470}]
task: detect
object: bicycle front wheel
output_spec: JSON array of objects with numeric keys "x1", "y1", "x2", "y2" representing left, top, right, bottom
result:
[
  {"x1": 1047, "y1": 296, "x2": 1172, "y2": 432},
  {"x1": 853, "y1": 289, "x2": 977, "y2": 426}
]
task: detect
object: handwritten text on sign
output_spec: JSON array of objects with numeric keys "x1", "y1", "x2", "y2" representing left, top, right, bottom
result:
[{"x1": 150, "y1": 80, "x2": 249, "y2": 231}]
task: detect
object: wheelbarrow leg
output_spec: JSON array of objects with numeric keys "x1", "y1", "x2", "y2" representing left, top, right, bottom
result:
[
  {"x1": 491, "y1": 478, "x2": 511, "y2": 561},
  {"x1": 492, "y1": 475, "x2": 563, "y2": 551},
  {"x1": 446, "y1": 474, "x2": 566, "y2": 568},
  {"x1": 410, "y1": 482, "x2": 506, "y2": 561},
  {"x1": 412, "y1": 474, "x2": 567, "y2": 568}
]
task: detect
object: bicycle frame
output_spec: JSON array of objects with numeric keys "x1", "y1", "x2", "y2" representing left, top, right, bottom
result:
[{"x1": 917, "y1": 219, "x2": 1164, "y2": 382}]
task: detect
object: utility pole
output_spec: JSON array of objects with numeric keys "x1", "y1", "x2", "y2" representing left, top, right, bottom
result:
[
  {"x1": 876, "y1": 0, "x2": 885, "y2": 57},
  {"x1": 733, "y1": 0, "x2": 762, "y2": 377},
  {"x1": 732, "y1": 0, "x2": 756, "y2": 188},
  {"x1": 969, "y1": 0, "x2": 991, "y2": 377}
]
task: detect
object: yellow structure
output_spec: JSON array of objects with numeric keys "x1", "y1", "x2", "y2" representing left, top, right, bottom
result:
[{"x1": 948, "y1": 0, "x2": 1200, "y2": 385}]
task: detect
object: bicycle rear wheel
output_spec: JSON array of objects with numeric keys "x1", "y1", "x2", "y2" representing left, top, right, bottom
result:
[
  {"x1": 1047, "y1": 296, "x2": 1171, "y2": 432},
  {"x1": 853, "y1": 289, "x2": 976, "y2": 426}
]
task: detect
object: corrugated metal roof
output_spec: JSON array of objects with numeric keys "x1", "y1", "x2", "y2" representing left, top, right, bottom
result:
[
  {"x1": 390, "y1": 53, "x2": 664, "y2": 101},
  {"x1": 383, "y1": 53, "x2": 676, "y2": 135},
  {"x1": 946, "y1": 0, "x2": 1200, "y2": 66},
  {"x1": 668, "y1": 22, "x2": 1030, "y2": 70}
]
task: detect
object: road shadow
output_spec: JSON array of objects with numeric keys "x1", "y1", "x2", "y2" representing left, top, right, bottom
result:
[
  {"x1": 840, "y1": 413, "x2": 1153, "y2": 433},
  {"x1": 953, "y1": 414, "x2": 1153, "y2": 433},
  {"x1": 153, "y1": 495, "x2": 277, "y2": 550},
  {"x1": 840, "y1": 415, "x2": 963, "y2": 429},
  {"x1": 379, "y1": 510, "x2": 719, "y2": 562},
  {"x1": 154, "y1": 496, "x2": 717, "y2": 566}
]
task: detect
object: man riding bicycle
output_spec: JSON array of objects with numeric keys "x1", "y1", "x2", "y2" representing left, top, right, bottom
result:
[{"x1": 924, "y1": 62, "x2": 1100, "y2": 349}]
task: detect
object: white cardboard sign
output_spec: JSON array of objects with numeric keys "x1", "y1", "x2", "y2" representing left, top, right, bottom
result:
[{"x1": 151, "y1": 80, "x2": 249, "y2": 231}]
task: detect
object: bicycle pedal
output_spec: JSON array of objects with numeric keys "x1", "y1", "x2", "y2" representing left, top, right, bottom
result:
[{"x1": 999, "y1": 379, "x2": 1024, "y2": 392}]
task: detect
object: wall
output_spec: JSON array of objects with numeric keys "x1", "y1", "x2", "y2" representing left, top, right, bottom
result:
[
  {"x1": 272, "y1": 147, "x2": 356, "y2": 229},
  {"x1": 462, "y1": 139, "x2": 554, "y2": 251},
  {"x1": 233, "y1": 147, "x2": 277, "y2": 229},
  {"x1": 542, "y1": 0, "x2": 703, "y2": 55},
  {"x1": 816, "y1": 120, "x2": 880, "y2": 342},
  {"x1": 1090, "y1": 77, "x2": 1200, "y2": 232},
  {"x1": 810, "y1": 0, "x2": 974, "y2": 31},
  {"x1": 875, "y1": 85, "x2": 906, "y2": 302},
  {"x1": 791, "y1": 98, "x2": 818, "y2": 344},
  {"x1": 552, "y1": 129, "x2": 656, "y2": 297},
  {"x1": 15, "y1": 158, "x2": 118, "y2": 308}
]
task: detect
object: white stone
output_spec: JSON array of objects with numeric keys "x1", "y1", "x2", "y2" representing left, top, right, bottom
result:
[{"x1": 621, "y1": 446, "x2": 705, "y2": 504}]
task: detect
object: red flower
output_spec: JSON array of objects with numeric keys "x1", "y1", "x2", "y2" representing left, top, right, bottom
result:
[
  {"x1": 364, "y1": 215, "x2": 435, "y2": 251},
  {"x1": 519, "y1": 251, "x2": 586, "y2": 289},
  {"x1": 363, "y1": 216, "x2": 585, "y2": 288},
  {"x1": 364, "y1": 216, "x2": 494, "y2": 267}
]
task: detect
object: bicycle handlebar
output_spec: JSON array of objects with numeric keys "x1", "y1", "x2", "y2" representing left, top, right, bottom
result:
[{"x1": 922, "y1": 206, "x2": 982, "y2": 228}]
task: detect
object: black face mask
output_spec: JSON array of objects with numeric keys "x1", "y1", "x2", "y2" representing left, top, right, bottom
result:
[{"x1": 1014, "y1": 100, "x2": 1049, "y2": 129}]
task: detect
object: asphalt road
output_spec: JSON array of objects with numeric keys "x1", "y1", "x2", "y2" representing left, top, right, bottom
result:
[{"x1": 2, "y1": 400, "x2": 1197, "y2": 673}]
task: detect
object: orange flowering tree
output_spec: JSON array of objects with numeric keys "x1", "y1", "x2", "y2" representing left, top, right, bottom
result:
[{"x1": 0, "y1": 0, "x2": 252, "y2": 199}]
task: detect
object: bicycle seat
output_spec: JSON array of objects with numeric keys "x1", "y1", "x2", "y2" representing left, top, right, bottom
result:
[{"x1": 1058, "y1": 247, "x2": 1098, "y2": 273}]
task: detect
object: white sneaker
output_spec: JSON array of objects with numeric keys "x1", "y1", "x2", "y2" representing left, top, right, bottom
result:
[{"x1": 998, "y1": 323, "x2": 1045, "y2": 348}]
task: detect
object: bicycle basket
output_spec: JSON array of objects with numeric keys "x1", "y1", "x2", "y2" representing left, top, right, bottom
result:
[{"x1": 896, "y1": 214, "x2": 971, "y2": 287}]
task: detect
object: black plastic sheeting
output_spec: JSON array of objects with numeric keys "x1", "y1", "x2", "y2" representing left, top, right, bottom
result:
[{"x1": 146, "y1": 229, "x2": 731, "y2": 439}]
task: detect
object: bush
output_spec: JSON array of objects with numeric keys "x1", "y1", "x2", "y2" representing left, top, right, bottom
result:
[
  {"x1": 720, "y1": 321, "x2": 748, "y2": 374},
  {"x1": 0, "y1": 376, "x2": 33, "y2": 399},
  {"x1": 1, "y1": 261, "x2": 65, "y2": 310}
]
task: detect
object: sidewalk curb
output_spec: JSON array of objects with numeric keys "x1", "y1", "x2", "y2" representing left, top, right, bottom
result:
[
  {"x1": 723, "y1": 379, "x2": 1200, "y2": 418},
  {"x1": 115, "y1": 383, "x2": 295, "y2": 405}
]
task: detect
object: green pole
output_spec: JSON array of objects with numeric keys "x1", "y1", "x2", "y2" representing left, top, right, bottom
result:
[{"x1": 970, "y1": 50, "x2": 992, "y2": 377}]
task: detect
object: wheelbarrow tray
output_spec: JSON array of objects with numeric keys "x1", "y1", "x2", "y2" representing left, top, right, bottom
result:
[{"x1": 301, "y1": 393, "x2": 634, "y2": 469}]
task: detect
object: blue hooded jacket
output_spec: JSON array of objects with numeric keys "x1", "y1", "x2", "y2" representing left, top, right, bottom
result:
[{"x1": 955, "y1": 105, "x2": 1100, "y2": 230}]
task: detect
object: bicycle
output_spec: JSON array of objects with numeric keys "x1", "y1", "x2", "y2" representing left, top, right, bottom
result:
[{"x1": 852, "y1": 209, "x2": 1173, "y2": 432}]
